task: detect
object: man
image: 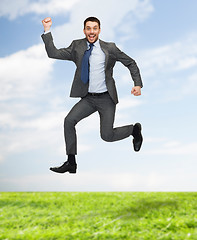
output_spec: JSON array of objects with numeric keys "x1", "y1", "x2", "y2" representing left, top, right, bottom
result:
[{"x1": 41, "y1": 16, "x2": 143, "y2": 174}]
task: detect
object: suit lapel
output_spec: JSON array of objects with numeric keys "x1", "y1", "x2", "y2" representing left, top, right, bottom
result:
[
  {"x1": 99, "y1": 39, "x2": 109, "y2": 70},
  {"x1": 81, "y1": 38, "x2": 88, "y2": 51},
  {"x1": 77, "y1": 38, "x2": 88, "y2": 61}
]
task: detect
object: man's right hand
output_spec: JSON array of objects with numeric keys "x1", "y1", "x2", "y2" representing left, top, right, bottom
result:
[{"x1": 42, "y1": 17, "x2": 52, "y2": 32}]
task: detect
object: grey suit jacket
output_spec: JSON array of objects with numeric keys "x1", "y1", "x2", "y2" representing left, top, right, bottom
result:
[{"x1": 41, "y1": 32, "x2": 143, "y2": 104}]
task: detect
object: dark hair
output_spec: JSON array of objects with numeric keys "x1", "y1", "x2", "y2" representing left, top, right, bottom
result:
[{"x1": 84, "y1": 17, "x2": 101, "y2": 29}]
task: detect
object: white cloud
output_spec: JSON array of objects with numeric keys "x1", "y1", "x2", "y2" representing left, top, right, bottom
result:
[
  {"x1": 146, "y1": 140, "x2": 197, "y2": 156},
  {"x1": 178, "y1": 72, "x2": 197, "y2": 95},
  {"x1": 78, "y1": 144, "x2": 92, "y2": 153},
  {"x1": 117, "y1": 96, "x2": 142, "y2": 110},
  {"x1": 0, "y1": 42, "x2": 61, "y2": 160},
  {"x1": 136, "y1": 32, "x2": 197, "y2": 102},
  {"x1": 0, "y1": 155, "x2": 4, "y2": 163},
  {"x1": 0, "y1": 0, "x2": 27, "y2": 20},
  {"x1": 27, "y1": 0, "x2": 80, "y2": 16},
  {"x1": 0, "y1": 0, "x2": 80, "y2": 20},
  {"x1": 145, "y1": 137, "x2": 167, "y2": 143},
  {"x1": 0, "y1": 44, "x2": 54, "y2": 100},
  {"x1": 23, "y1": 111, "x2": 66, "y2": 130},
  {"x1": 139, "y1": 33, "x2": 197, "y2": 78},
  {"x1": 0, "y1": 126, "x2": 61, "y2": 156}
]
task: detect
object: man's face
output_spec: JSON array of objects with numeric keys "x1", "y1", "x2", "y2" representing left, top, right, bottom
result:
[{"x1": 83, "y1": 21, "x2": 101, "y2": 43}]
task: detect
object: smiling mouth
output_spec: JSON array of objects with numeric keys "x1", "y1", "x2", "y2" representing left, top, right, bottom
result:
[{"x1": 88, "y1": 35, "x2": 96, "y2": 40}]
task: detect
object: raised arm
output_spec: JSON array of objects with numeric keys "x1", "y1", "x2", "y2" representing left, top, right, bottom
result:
[{"x1": 41, "y1": 17, "x2": 73, "y2": 61}]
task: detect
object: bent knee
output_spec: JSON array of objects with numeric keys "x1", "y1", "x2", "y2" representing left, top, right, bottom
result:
[
  {"x1": 100, "y1": 132, "x2": 113, "y2": 142},
  {"x1": 64, "y1": 115, "x2": 76, "y2": 127}
]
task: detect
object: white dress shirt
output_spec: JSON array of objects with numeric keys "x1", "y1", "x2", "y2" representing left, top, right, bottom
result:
[{"x1": 87, "y1": 40, "x2": 107, "y2": 93}]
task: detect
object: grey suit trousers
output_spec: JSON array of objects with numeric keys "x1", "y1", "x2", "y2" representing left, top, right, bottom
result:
[{"x1": 64, "y1": 92, "x2": 133, "y2": 155}]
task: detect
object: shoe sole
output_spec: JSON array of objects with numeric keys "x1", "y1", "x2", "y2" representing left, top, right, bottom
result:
[
  {"x1": 50, "y1": 167, "x2": 77, "y2": 174},
  {"x1": 133, "y1": 123, "x2": 143, "y2": 152},
  {"x1": 133, "y1": 137, "x2": 143, "y2": 152}
]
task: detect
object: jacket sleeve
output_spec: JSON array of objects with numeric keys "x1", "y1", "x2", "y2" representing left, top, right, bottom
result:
[
  {"x1": 113, "y1": 43, "x2": 143, "y2": 88},
  {"x1": 41, "y1": 32, "x2": 74, "y2": 61}
]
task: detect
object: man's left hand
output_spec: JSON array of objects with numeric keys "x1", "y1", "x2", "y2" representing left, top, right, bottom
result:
[{"x1": 131, "y1": 86, "x2": 141, "y2": 96}]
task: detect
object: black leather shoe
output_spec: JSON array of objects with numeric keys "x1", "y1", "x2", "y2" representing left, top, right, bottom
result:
[
  {"x1": 50, "y1": 161, "x2": 77, "y2": 174},
  {"x1": 132, "y1": 123, "x2": 143, "y2": 152}
]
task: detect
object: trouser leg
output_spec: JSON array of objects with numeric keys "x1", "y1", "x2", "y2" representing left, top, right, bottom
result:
[
  {"x1": 64, "y1": 97, "x2": 96, "y2": 155},
  {"x1": 98, "y1": 94, "x2": 133, "y2": 142}
]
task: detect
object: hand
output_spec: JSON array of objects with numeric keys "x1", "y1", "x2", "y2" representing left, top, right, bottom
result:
[
  {"x1": 42, "y1": 17, "x2": 52, "y2": 32},
  {"x1": 131, "y1": 86, "x2": 141, "y2": 96}
]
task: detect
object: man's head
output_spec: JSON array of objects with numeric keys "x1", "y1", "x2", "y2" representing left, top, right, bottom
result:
[{"x1": 83, "y1": 17, "x2": 101, "y2": 43}]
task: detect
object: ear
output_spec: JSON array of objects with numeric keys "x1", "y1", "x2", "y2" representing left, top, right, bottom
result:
[{"x1": 83, "y1": 29, "x2": 85, "y2": 34}]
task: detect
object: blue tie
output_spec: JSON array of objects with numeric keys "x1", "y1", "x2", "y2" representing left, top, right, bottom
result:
[{"x1": 81, "y1": 43, "x2": 94, "y2": 84}]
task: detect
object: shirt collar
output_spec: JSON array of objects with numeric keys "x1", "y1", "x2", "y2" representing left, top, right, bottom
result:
[{"x1": 86, "y1": 39, "x2": 100, "y2": 49}]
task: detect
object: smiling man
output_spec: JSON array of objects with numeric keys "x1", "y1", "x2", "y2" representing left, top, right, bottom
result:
[
  {"x1": 41, "y1": 16, "x2": 143, "y2": 174},
  {"x1": 84, "y1": 19, "x2": 100, "y2": 43}
]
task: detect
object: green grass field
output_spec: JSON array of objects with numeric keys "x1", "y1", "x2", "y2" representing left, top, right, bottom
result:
[{"x1": 0, "y1": 192, "x2": 197, "y2": 240}]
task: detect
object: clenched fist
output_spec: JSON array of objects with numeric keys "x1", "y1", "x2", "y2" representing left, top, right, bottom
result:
[
  {"x1": 42, "y1": 17, "x2": 52, "y2": 32},
  {"x1": 131, "y1": 86, "x2": 141, "y2": 96}
]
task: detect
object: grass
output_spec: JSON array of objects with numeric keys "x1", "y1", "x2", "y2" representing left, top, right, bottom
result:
[{"x1": 0, "y1": 192, "x2": 197, "y2": 239}]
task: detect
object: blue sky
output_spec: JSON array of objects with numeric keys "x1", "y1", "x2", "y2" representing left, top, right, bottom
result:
[{"x1": 0, "y1": 0, "x2": 197, "y2": 191}]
